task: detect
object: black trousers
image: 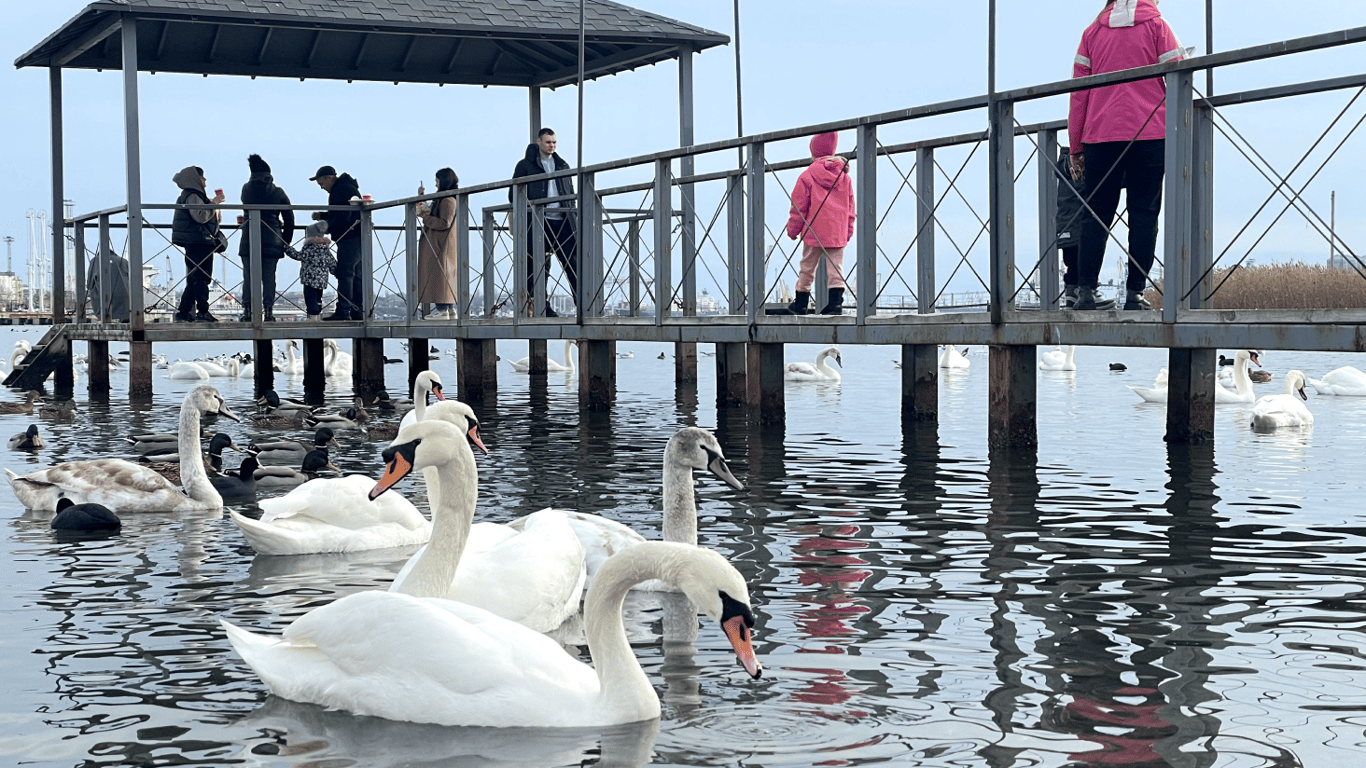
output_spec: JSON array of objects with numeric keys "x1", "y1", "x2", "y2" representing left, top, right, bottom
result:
[
  {"x1": 240, "y1": 255, "x2": 280, "y2": 317},
  {"x1": 177, "y1": 243, "x2": 215, "y2": 315},
  {"x1": 303, "y1": 286, "x2": 324, "y2": 316},
  {"x1": 1079, "y1": 139, "x2": 1165, "y2": 292},
  {"x1": 525, "y1": 215, "x2": 578, "y2": 304},
  {"x1": 333, "y1": 237, "x2": 363, "y2": 317}
]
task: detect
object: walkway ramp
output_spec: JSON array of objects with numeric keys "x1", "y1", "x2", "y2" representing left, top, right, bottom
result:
[{"x1": 4, "y1": 325, "x2": 70, "y2": 390}]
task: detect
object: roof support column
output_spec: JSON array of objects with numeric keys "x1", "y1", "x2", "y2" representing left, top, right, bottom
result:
[
  {"x1": 677, "y1": 45, "x2": 697, "y2": 380},
  {"x1": 120, "y1": 15, "x2": 145, "y2": 333},
  {"x1": 529, "y1": 86, "x2": 541, "y2": 141},
  {"x1": 49, "y1": 66, "x2": 64, "y2": 322}
]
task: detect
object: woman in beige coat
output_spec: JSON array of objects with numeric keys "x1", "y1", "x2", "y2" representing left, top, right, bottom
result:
[{"x1": 417, "y1": 167, "x2": 460, "y2": 319}]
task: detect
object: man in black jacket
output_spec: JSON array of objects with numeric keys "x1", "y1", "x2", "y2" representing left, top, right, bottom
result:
[
  {"x1": 510, "y1": 128, "x2": 577, "y2": 317},
  {"x1": 311, "y1": 165, "x2": 364, "y2": 320},
  {"x1": 238, "y1": 154, "x2": 295, "y2": 321}
]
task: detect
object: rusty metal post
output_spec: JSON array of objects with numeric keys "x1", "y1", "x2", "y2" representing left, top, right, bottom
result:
[
  {"x1": 675, "y1": 341, "x2": 697, "y2": 384},
  {"x1": 353, "y1": 338, "x2": 385, "y2": 404},
  {"x1": 458, "y1": 338, "x2": 498, "y2": 402},
  {"x1": 988, "y1": 344, "x2": 1036, "y2": 449},
  {"x1": 1165, "y1": 348, "x2": 1217, "y2": 444},
  {"x1": 303, "y1": 339, "x2": 326, "y2": 405},
  {"x1": 87, "y1": 340, "x2": 109, "y2": 400},
  {"x1": 901, "y1": 344, "x2": 938, "y2": 423},
  {"x1": 253, "y1": 338, "x2": 274, "y2": 397},
  {"x1": 716, "y1": 341, "x2": 746, "y2": 408},
  {"x1": 578, "y1": 339, "x2": 616, "y2": 411},
  {"x1": 127, "y1": 341, "x2": 152, "y2": 405},
  {"x1": 745, "y1": 342, "x2": 784, "y2": 425}
]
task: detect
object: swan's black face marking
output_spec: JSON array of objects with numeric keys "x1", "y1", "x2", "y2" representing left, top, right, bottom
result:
[
  {"x1": 465, "y1": 417, "x2": 488, "y2": 454},
  {"x1": 1250, "y1": 351, "x2": 1262, "y2": 367},
  {"x1": 1297, "y1": 385, "x2": 1309, "y2": 402},
  {"x1": 833, "y1": 352, "x2": 843, "y2": 368},
  {"x1": 719, "y1": 591, "x2": 761, "y2": 679},
  {"x1": 701, "y1": 446, "x2": 744, "y2": 490},
  {"x1": 431, "y1": 382, "x2": 445, "y2": 401},
  {"x1": 372, "y1": 439, "x2": 421, "y2": 499}
]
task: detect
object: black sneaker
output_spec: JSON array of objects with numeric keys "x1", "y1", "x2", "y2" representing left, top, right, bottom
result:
[
  {"x1": 1062, "y1": 285, "x2": 1078, "y2": 309},
  {"x1": 544, "y1": 304, "x2": 559, "y2": 318},
  {"x1": 322, "y1": 313, "x2": 349, "y2": 321},
  {"x1": 196, "y1": 312, "x2": 219, "y2": 323},
  {"x1": 239, "y1": 314, "x2": 252, "y2": 322},
  {"x1": 1124, "y1": 290, "x2": 1154, "y2": 310},
  {"x1": 1074, "y1": 287, "x2": 1098, "y2": 310},
  {"x1": 174, "y1": 312, "x2": 194, "y2": 323}
]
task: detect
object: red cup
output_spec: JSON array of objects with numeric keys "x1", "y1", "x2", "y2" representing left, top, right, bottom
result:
[{"x1": 236, "y1": 215, "x2": 244, "y2": 225}]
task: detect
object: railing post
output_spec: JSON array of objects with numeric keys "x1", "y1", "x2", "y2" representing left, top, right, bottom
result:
[
  {"x1": 580, "y1": 171, "x2": 603, "y2": 318},
  {"x1": 359, "y1": 206, "x2": 374, "y2": 324},
  {"x1": 512, "y1": 184, "x2": 528, "y2": 323},
  {"x1": 988, "y1": 97, "x2": 1015, "y2": 324},
  {"x1": 248, "y1": 208, "x2": 263, "y2": 324},
  {"x1": 916, "y1": 147, "x2": 935, "y2": 314},
  {"x1": 653, "y1": 158, "x2": 672, "y2": 325},
  {"x1": 727, "y1": 171, "x2": 745, "y2": 316},
  {"x1": 746, "y1": 141, "x2": 765, "y2": 324},
  {"x1": 456, "y1": 193, "x2": 470, "y2": 322},
  {"x1": 405, "y1": 200, "x2": 419, "y2": 322},
  {"x1": 74, "y1": 220, "x2": 86, "y2": 323},
  {"x1": 855, "y1": 122, "x2": 877, "y2": 322},
  {"x1": 1038, "y1": 128, "x2": 1061, "y2": 309},
  {"x1": 1190, "y1": 99, "x2": 1214, "y2": 310},
  {"x1": 482, "y1": 209, "x2": 497, "y2": 318},
  {"x1": 97, "y1": 214, "x2": 111, "y2": 323},
  {"x1": 1163, "y1": 69, "x2": 1194, "y2": 323},
  {"x1": 628, "y1": 219, "x2": 641, "y2": 316}
]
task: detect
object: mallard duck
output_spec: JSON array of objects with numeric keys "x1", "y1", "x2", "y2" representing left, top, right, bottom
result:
[
  {"x1": 140, "y1": 432, "x2": 239, "y2": 465},
  {"x1": 256, "y1": 390, "x2": 313, "y2": 415},
  {"x1": 250, "y1": 427, "x2": 338, "y2": 465},
  {"x1": 212, "y1": 455, "x2": 260, "y2": 501},
  {"x1": 144, "y1": 432, "x2": 240, "y2": 484},
  {"x1": 252, "y1": 448, "x2": 340, "y2": 488},
  {"x1": 251, "y1": 408, "x2": 315, "y2": 430},
  {"x1": 0, "y1": 391, "x2": 43, "y2": 415},
  {"x1": 9, "y1": 424, "x2": 43, "y2": 451},
  {"x1": 51, "y1": 497, "x2": 121, "y2": 531},
  {"x1": 126, "y1": 427, "x2": 212, "y2": 454},
  {"x1": 1250, "y1": 369, "x2": 1273, "y2": 384},
  {"x1": 39, "y1": 400, "x2": 77, "y2": 420},
  {"x1": 310, "y1": 399, "x2": 368, "y2": 429}
]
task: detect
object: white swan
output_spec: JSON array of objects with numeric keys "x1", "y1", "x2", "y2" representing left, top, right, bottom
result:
[
  {"x1": 1129, "y1": 350, "x2": 1260, "y2": 404},
  {"x1": 11, "y1": 340, "x2": 31, "y2": 370},
  {"x1": 785, "y1": 346, "x2": 842, "y2": 382},
  {"x1": 195, "y1": 357, "x2": 232, "y2": 377},
  {"x1": 221, "y1": 537, "x2": 760, "y2": 727},
  {"x1": 1038, "y1": 345, "x2": 1077, "y2": 372},
  {"x1": 324, "y1": 339, "x2": 354, "y2": 377},
  {"x1": 167, "y1": 359, "x2": 211, "y2": 380},
  {"x1": 1251, "y1": 370, "x2": 1314, "y2": 431},
  {"x1": 1308, "y1": 365, "x2": 1366, "y2": 397},
  {"x1": 939, "y1": 345, "x2": 970, "y2": 369},
  {"x1": 6, "y1": 386, "x2": 237, "y2": 513},
  {"x1": 519, "y1": 427, "x2": 742, "y2": 593},
  {"x1": 509, "y1": 340, "x2": 577, "y2": 373},
  {"x1": 377, "y1": 420, "x2": 585, "y2": 633},
  {"x1": 394, "y1": 370, "x2": 446, "y2": 437},
  {"x1": 279, "y1": 341, "x2": 304, "y2": 375},
  {"x1": 229, "y1": 474, "x2": 431, "y2": 556}
]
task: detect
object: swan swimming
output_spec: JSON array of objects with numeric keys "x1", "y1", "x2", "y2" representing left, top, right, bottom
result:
[
  {"x1": 939, "y1": 345, "x2": 970, "y2": 369},
  {"x1": 1038, "y1": 345, "x2": 1077, "y2": 372},
  {"x1": 785, "y1": 346, "x2": 842, "y2": 382},
  {"x1": 1129, "y1": 350, "x2": 1260, "y2": 404},
  {"x1": 1308, "y1": 365, "x2": 1366, "y2": 397},
  {"x1": 1251, "y1": 370, "x2": 1314, "y2": 431},
  {"x1": 508, "y1": 340, "x2": 577, "y2": 373}
]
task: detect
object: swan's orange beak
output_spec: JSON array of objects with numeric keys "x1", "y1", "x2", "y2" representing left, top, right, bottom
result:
[
  {"x1": 467, "y1": 425, "x2": 488, "y2": 454},
  {"x1": 432, "y1": 383, "x2": 445, "y2": 401},
  {"x1": 723, "y1": 615, "x2": 762, "y2": 679},
  {"x1": 371, "y1": 440, "x2": 419, "y2": 500}
]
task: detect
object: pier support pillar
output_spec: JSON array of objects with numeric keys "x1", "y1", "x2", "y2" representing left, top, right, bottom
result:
[
  {"x1": 457, "y1": 339, "x2": 498, "y2": 402},
  {"x1": 745, "y1": 342, "x2": 785, "y2": 425},
  {"x1": 354, "y1": 338, "x2": 385, "y2": 404},
  {"x1": 716, "y1": 342, "x2": 746, "y2": 408},
  {"x1": 407, "y1": 337, "x2": 429, "y2": 398},
  {"x1": 675, "y1": 342, "x2": 697, "y2": 384},
  {"x1": 901, "y1": 344, "x2": 938, "y2": 423},
  {"x1": 303, "y1": 339, "x2": 326, "y2": 404},
  {"x1": 1165, "y1": 348, "x2": 1217, "y2": 444},
  {"x1": 51, "y1": 335, "x2": 73, "y2": 401},
  {"x1": 528, "y1": 339, "x2": 548, "y2": 375},
  {"x1": 579, "y1": 339, "x2": 616, "y2": 411},
  {"x1": 988, "y1": 345, "x2": 1037, "y2": 449},
  {"x1": 128, "y1": 341, "x2": 152, "y2": 405},
  {"x1": 87, "y1": 340, "x2": 109, "y2": 401},
  {"x1": 253, "y1": 339, "x2": 274, "y2": 397}
]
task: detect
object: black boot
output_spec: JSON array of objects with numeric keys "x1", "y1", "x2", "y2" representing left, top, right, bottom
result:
[
  {"x1": 1074, "y1": 285, "x2": 1098, "y2": 310},
  {"x1": 819, "y1": 288, "x2": 845, "y2": 315},
  {"x1": 767, "y1": 291, "x2": 811, "y2": 316}
]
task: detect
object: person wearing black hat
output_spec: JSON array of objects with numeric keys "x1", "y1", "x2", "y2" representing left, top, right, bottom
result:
[
  {"x1": 311, "y1": 165, "x2": 364, "y2": 321},
  {"x1": 238, "y1": 154, "x2": 295, "y2": 321}
]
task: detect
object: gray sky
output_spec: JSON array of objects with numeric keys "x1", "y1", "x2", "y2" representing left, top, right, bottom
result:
[{"x1": 2, "y1": 1, "x2": 1363, "y2": 295}]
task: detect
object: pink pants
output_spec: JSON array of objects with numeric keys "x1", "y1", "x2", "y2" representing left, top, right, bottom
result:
[{"x1": 795, "y1": 244, "x2": 846, "y2": 291}]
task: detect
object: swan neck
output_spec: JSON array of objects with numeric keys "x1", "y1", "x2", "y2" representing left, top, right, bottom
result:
[
  {"x1": 178, "y1": 399, "x2": 219, "y2": 506},
  {"x1": 392, "y1": 450, "x2": 476, "y2": 598},
  {"x1": 565, "y1": 340, "x2": 576, "y2": 370},
  {"x1": 661, "y1": 460, "x2": 697, "y2": 545},
  {"x1": 1235, "y1": 356, "x2": 1252, "y2": 394},
  {"x1": 583, "y1": 546, "x2": 667, "y2": 719}
]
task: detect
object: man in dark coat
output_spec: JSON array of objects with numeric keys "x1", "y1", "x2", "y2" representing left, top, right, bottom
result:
[
  {"x1": 238, "y1": 154, "x2": 295, "y2": 321},
  {"x1": 510, "y1": 128, "x2": 576, "y2": 317},
  {"x1": 311, "y1": 165, "x2": 364, "y2": 320}
]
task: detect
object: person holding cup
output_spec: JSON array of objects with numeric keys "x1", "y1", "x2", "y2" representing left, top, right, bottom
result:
[
  {"x1": 416, "y1": 168, "x2": 460, "y2": 319},
  {"x1": 171, "y1": 166, "x2": 224, "y2": 322}
]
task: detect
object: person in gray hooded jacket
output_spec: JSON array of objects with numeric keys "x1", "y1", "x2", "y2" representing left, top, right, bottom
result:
[{"x1": 171, "y1": 166, "x2": 224, "y2": 322}]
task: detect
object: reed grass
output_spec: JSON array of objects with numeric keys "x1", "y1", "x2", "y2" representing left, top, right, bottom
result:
[{"x1": 1142, "y1": 262, "x2": 1366, "y2": 310}]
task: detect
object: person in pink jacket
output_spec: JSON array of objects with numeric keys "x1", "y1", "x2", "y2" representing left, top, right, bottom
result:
[
  {"x1": 781, "y1": 132, "x2": 855, "y2": 315},
  {"x1": 1068, "y1": 0, "x2": 1185, "y2": 310}
]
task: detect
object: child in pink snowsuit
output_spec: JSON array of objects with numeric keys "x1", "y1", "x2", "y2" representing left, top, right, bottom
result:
[{"x1": 784, "y1": 132, "x2": 855, "y2": 315}]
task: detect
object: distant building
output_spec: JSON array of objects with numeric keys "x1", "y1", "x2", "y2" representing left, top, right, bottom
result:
[{"x1": 0, "y1": 272, "x2": 23, "y2": 309}]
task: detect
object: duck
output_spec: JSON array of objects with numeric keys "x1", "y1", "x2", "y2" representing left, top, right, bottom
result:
[
  {"x1": 51, "y1": 497, "x2": 121, "y2": 531},
  {"x1": 0, "y1": 391, "x2": 43, "y2": 415},
  {"x1": 220, "y1": 439, "x2": 759, "y2": 729},
  {"x1": 228, "y1": 473, "x2": 430, "y2": 556},
  {"x1": 251, "y1": 448, "x2": 340, "y2": 489},
  {"x1": 211, "y1": 455, "x2": 260, "y2": 501},
  {"x1": 1109, "y1": 362, "x2": 1127, "y2": 371},
  {"x1": 39, "y1": 400, "x2": 77, "y2": 420},
  {"x1": 508, "y1": 340, "x2": 577, "y2": 373},
  {"x1": 517, "y1": 427, "x2": 743, "y2": 593},
  {"x1": 1249, "y1": 369, "x2": 1273, "y2": 384},
  {"x1": 250, "y1": 408, "x2": 315, "y2": 430},
  {"x1": 1218, "y1": 354, "x2": 1236, "y2": 367},
  {"x1": 167, "y1": 360, "x2": 211, "y2": 380},
  {"x1": 657, "y1": 353, "x2": 666, "y2": 360},
  {"x1": 126, "y1": 427, "x2": 212, "y2": 454},
  {"x1": 250, "y1": 427, "x2": 338, "y2": 466},
  {"x1": 1251, "y1": 370, "x2": 1314, "y2": 431},
  {"x1": 139, "y1": 431, "x2": 239, "y2": 466},
  {"x1": 380, "y1": 419, "x2": 584, "y2": 633},
  {"x1": 256, "y1": 390, "x2": 313, "y2": 416},
  {"x1": 1308, "y1": 365, "x2": 1366, "y2": 397},
  {"x1": 9, "y1": 424, "x2": 43, "y2": 451},
  {"x1": 310, "y1": 399, "x2": 368, "y2": 429},
  {"x1": 5, "y1": 386, "x2": 237, "y2": 513},
  {"x1": 785, "y1": 346, "x2": 842, "y2": 382},
  {"x1": 1038, "y1": 345, "x2": 1077, "y2": 372},
  {"x1": 366, "y1": 421, "x2": 400, "y2": 441},
  {"x1": 324, "y1": 339, "x2": 354, "y2": 377},
  {"x1": 939, "y1": 345, "x2": 971, "y2": 369}
]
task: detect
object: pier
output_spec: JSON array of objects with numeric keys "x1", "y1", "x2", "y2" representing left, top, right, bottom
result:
[{"x1": 14, "y1": 1, "x2": 1366, "y2": 446}]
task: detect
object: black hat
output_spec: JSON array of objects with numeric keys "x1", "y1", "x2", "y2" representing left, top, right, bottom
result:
[
  {"x1": 247, "y1": 153, "x2": 270, "y2": 174},
  {"x1": 309, "y1": 165, "x2": 337, "y2": 181}
]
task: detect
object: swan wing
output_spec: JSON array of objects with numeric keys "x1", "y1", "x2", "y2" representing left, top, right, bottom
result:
[
  {"x1": 1127, "y1": 385, "x2": 1168, "y2": 403},
  {"x1": 8, "y1": 460, "x2": 181, "y2": 512},
  {"x1": 452, "y1": 510, "x2": 588, "y2": 633}
]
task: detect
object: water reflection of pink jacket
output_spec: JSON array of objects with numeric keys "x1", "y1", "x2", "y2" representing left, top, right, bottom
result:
[
  {"x1": 786, "y1": 132, "x2": 855, "y2": 249},
  {"x1": 1068, "y1": 0, "x2": 1185, "y2": 154}
]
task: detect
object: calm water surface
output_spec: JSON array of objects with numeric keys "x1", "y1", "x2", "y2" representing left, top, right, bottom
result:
[{"x1": 1, "y1": 327, "x2": 1364, "y2": 767}]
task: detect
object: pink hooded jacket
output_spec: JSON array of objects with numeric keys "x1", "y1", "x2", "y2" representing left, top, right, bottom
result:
[
  {"x1": 1068, "y1": 0, "x2": 1185, "y2": 154},
  {"x1": 786, "y1": 132, "x2": 856, "y2": 248}
]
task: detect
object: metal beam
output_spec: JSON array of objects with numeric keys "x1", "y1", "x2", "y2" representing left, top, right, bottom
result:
[
  {"x1": 352, "y1": 33, "x2": 371, "y2": 70},
  {"x1": 916, "y1": 147, "x2": 935, "y2": 314},
  {"x1": 122, "y1": 16, "x2": 145, "y2": 331},
  {"x1": 50, "y1": 67, "x2": 65, "y2": 321},
  {"x1": 745, "y1": 141, "x2": 764, "y2": 323},
  {"x1": 855, "y1": 122, "x2": 877, "y2": 322},
  {"x1": 1037, "y1": 129, "x2": 1060, "y2": 310},
  {"x1": 442, "y1": 38, "x2": 464, "y2": 76},
  {"x1": 988, "y1": 99, "x2": 1014, "y2": 324},
  {"x1": 1163, "y1": 71, "x2": 1195, "y2": 323},
  {"x1": 53, "y1": 16, "x2": 122, "y2": 67},
  {"x1": 653, "y1": 158, "x2": 672, "y2": 326},
  {"x1": 678, "y1": 46, "x2": 697, "y2": 318},
  {"x1": 255, "y1": 27, "x2": 274, "y2": 67}
]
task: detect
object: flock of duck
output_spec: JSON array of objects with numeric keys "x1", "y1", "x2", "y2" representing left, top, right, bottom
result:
[{"x1": 1, "y1": 373, "x2": 761, "y2": 728}]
